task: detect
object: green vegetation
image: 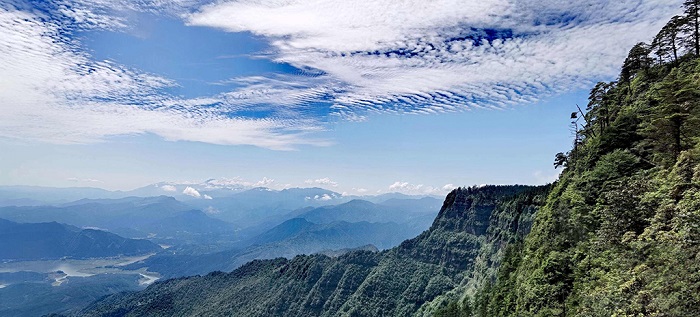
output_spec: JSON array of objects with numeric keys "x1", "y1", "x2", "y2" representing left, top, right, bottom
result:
[{"x1": 443, "y1": 3, "x2": 700, "y2": 316}]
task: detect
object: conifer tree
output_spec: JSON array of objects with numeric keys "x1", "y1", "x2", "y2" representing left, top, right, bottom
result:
[
  {"x1": 642, "y1": 66, "x2": 700, "y2": 166},
  {"x1": 620, "y1": 43, "x2": 652, "y2": 89},
  {"x1": 652, "y1": 16, "x2": 683, "y2": 62},
  {"x1": 587, "y1": 82, "x2": 614, "y2": 134},
  {"x1": 682, "y1": 0, "x2": 700, "y2": 56}
]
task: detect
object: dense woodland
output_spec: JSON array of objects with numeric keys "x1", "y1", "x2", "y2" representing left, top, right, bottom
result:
[
  {"x1": 67, "y1": 3, "x2": 700, "y2": 316},
  {"x1": 438, "y1": 2, "x2": 700, "y2": 316}
]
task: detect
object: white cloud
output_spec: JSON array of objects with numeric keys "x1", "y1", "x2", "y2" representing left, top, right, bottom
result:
[
  {"x1": 304, "y1": 177, "x2": 339, "y2": 187},
  {"x1": 353, "y1": 187, "x2": 368, "y2": 194},
  {"x1": 253, "y1": 177, "x2": 276, "y2": 187},
  {"x1": 216, "y1": 74, "x2": 340, "y2": 109},
  {"x1": 389, "y1": 181, "x2": 417, "y2": 191},
  {"x1": 388, "y1": 181, "x2": 448, "y2": 195},
  {"x1": 201, "y1": 177, "x2": 257, "y2": 190},
  {"x1": 47, "y1": 0, "x2": 202, "y2": 30},
  {"x1": 2, "y1": 0, "x2": 683, "y2": 152},
  {"x1": 188, "y1": 0, "x2": 683, "y2": 115},
  {"x1": 160, "y1": 184, "x2": 177, "y2": 192},
  {"x1": 195, "y1": 177, "x2": 291, "y2": 190},
  {"x1": 0, "y1": 7, "x2": 328, "y2": 150},
  {"x1": 203, "y1": 194, "x2": 213, "y2": 200},
  {"x1": 442, "y1": 184, "x2": 456, "y2": 191},
  {"x1": 314, "y1": 194, "x2": 333, "y2": 201},
  {"x1": 182, "y1": 186, "x2": 201, "y2": 198},
  {"x1": 204, "y1": 206, "x2": 220, "y2": 214},
  {"x1": 189, "y1": 0, "x2": 508, "y2": 52},
  {"x1": 66, "y1": 177, "x2": 103, "y2": 183},
  {"x1": 341, "y1": 187, "x2": 369, "y2": 196},
  {"x1": 533, "y1": 170, "x2": 561, "y2": 184}
]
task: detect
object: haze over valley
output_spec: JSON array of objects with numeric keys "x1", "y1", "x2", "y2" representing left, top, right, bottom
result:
[{"x1": 0, "y1": 183, "x2": 441, "y2": 316}]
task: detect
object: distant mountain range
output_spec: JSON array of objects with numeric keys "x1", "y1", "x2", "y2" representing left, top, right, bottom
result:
[
  {"x1": 0, "y1": 184, "x2": 445, "y2": 316},
  {"x1": 0, "y1": 196, "x2": 236, "y2": 245},
  {"x1": 124, "y1": 196, "x2": 440, "y2": 279},
  {"x1": 0, "y1": 186, "x2": 120, "y2": 206},
  {"x1": 0, "y1": 184, "x2": 441, "y2": 244},
  {"x1": 287, "y1": 198, "x2": 439, "y2": 225},
  {"x1": 0, "y1": 183, "x2": 439, "y2": 210},
  {"x1": 0, "y1": 219, "x2": 161, "y2": 260},
  {"x1": 184, "y1": 187, "x2": 348, "y2": 227}
]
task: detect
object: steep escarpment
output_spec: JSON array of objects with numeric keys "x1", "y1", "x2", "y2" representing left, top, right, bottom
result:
[
  {"x1": 398, "y1": 185, "x2": 538, "y2": 273},
  {"x1": 78, "y1": 185, "x2": 547, "y2": 317},
  {"x1": 440, "y1": 5, "x2": 700, "y2": 316}
]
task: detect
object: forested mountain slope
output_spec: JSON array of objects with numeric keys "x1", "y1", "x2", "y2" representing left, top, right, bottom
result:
[
  {"x1": 77, "y1": 185, "x2": 549, "y2": 317},
  {"x1": 438, "y1": 4, "x2": 700, "y2": 316}
]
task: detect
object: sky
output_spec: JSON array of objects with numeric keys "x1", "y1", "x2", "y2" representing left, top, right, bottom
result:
[{"x1": 0, "y1": 0, "x2": 684, "y2": 195}]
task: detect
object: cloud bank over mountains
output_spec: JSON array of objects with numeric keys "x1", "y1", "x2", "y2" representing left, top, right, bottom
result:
[{"x1": 149, "y1": 177, "x2": 455, "y2": 196}]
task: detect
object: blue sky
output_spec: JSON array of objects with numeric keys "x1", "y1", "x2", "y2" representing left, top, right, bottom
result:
[{"x1": 0, "y1": 0, "x2": 683, "y2": 195}]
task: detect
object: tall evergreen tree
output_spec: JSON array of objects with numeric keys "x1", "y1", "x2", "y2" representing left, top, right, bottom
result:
[
  {"x1": 620, "y1": 43, "x2": 652, "y2": 89},
  {"x1": 649, "y1": 66, "x2": 700, "y2": 161},
  {"x1": 682, "y1": 0, "x2": 700, "y2": 56},
  {"x1": 652, "y1": 16, "x2": 683, "y2": 62},
  {"x1": 586, "y1": 82, "x2": 614, "y2": 135}
]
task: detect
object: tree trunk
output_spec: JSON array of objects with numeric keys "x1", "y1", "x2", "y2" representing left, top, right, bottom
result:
[
  {"x1": 672, "y1": 36, "x2": 678, "y2": 61},
  {"x1": 672, "y1": 115, "x2": 683, "y2": 159},
  {"x1": 695, "y1": 12, "x2": 699, "y2": 56},
  {"x1": 695, "y1": 1, "x2": 700, "y2": 56}
]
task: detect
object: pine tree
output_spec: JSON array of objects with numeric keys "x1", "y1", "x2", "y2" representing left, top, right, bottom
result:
[
  {"x1": 586, "y1": 82, "x2": 614, "y2": 134},
  {"x1": 652, "y1": 16, "x2": 683, "y2": 62},
  {"x1": 620, "y1": 43, "x2": 652, "y2": 89},
  {"x1": 682, "y1": 0, "x2": 700, "y2": 56},
  {"x1": 649, "y1": 67, "x2": 700, "y2": 162}
]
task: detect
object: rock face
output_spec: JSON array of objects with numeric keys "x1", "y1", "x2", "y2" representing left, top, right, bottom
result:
[{"x1": 78, "y1": 185, "x2": 549, "y2": 317}]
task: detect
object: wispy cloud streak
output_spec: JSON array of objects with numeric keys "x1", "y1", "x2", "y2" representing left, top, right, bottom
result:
[
  {"x1": 189, "y1": 0, "x2": 683, "y2": 114},
  {"x1": 0, "y1": 0, "x2": 684, "y2": 149},
  {"x1": 0, "y1": 2, "x2": 328, "y2": 150}
]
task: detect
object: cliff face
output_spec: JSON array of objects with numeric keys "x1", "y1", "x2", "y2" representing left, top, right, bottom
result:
[
  {"x1": 78, "y1": 185, "x2": 548, "y2": 317},
  {"x1": 445, "y1": 14, "x2": 700, "y2": 316},
  {"x1": 434, "y1": 187, "x2": 508, "y2": 235},
  {"x1": 397, "y1": 185, "x2": 537, "y2": 273}
]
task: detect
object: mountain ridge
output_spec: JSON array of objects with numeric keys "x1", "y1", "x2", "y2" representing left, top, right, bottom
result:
[{"x1": 0, "y1": 218, "x2": 161, "y2": 260}]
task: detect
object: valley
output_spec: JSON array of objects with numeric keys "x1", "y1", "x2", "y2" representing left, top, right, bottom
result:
[{"x1": 0, "y1": 185, "x2": 440, "y2": 316}]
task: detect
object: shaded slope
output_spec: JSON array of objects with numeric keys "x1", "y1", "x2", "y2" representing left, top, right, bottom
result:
[{"x1": 125, "y1": 218, "x2": 415, "y2": 278}]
